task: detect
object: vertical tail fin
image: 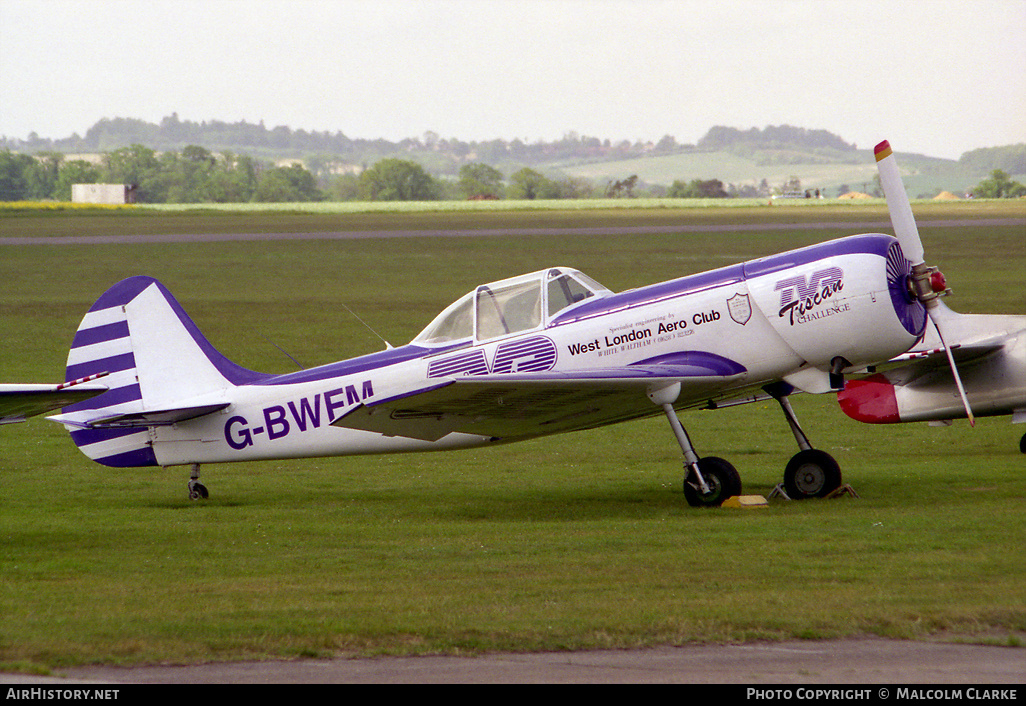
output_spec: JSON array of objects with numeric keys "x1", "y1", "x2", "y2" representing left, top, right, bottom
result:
[{"x1": 54, "y1": 276, "x2": 267, "y2": 467}]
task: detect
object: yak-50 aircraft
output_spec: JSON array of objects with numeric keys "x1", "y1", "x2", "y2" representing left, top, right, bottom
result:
[{"x1": 10, "y1": 141, "x2": 973, "y2": 505}]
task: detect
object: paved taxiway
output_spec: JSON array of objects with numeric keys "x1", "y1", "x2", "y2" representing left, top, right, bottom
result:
[
  {"x1": 5, "y1": 639, "x2": 1024, "y2": 684},
  {"x1": 2, "y1": 218, "x2": 1023, "y2": 247}
]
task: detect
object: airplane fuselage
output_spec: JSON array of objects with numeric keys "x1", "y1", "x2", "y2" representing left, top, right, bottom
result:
[{"x1": 120, "y1": 233, "x2": 922, "y2": 468}]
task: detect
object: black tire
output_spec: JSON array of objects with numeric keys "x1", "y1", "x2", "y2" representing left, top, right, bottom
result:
[
  {"x1": 783, "y1": 449, "x2": 842, "y2": 499},
  {"x1": 189, "y1": 482, "x2": 209, "y2": 500},
  {"x1": 684, "y1": 456, "x2": 742, "y2": 507},
  {"x1": 1019, "y1": 432, "x2": 1025, "y2": 454}
]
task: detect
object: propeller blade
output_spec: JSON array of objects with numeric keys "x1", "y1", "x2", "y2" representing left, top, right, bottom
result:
[
  {"x1": 874, "y1": 140, "x2": 975, "y2": 425},
  {"x1": 874, "y1": 140, "x2": 924, "y2": 264},
  {"x1": 931, "y1": 316, "x2": 977, "y2": 427}
]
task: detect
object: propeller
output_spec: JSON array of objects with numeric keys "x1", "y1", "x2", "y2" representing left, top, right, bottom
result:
[{"x1": 874, "y1": 140, "x2": 975, "y2": 426}]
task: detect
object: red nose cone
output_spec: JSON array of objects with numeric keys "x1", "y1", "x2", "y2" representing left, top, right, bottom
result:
[
  {"x1": 930, "y1": 271, "x2": 947, "y2": 293},
  {"x1": 837, "y1": 375, "x2": 900, "y2": 424}
]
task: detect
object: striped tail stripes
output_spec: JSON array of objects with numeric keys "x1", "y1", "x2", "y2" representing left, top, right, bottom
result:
[{"x1": 56, "y1": 276, "x2": 266, "y2": 468}]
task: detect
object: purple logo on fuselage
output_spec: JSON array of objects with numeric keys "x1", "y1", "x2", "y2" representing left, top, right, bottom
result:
[
  {"x1": 428, "y1": 336, "x2": 557, "y2": 377},
  {"x1": 774, "y1": 268, "x2": 844, "y2": 325}
]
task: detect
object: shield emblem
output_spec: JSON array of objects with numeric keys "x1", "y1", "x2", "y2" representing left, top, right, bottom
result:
[{"x1": 727, "y1": 293, "x2": 752, "y2": 325}]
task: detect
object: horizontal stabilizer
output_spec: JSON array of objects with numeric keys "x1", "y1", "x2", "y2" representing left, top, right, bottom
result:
[
  {"x1": 48, "y1": 401, "x2": 229, "y2": 429},
  {"x1": 0, "y1": 383, "x2": 108, "y2": 425}
]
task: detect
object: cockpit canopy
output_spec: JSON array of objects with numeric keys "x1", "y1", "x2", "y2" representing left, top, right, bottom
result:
[{"x1": 413, "y1": 268, "x2": 612, "y2": 345}]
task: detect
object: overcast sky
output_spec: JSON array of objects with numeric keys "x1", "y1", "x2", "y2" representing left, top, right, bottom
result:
[{"x1": 2, "y1": 0, "x2": 1024, "y2": 160}]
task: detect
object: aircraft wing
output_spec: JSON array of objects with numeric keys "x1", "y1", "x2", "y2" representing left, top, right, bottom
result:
[
  {"x1": 865, "y1": 304, "x2": 1024, "y2": 382},
  {"x1": 868, "y1": 340, "x2": 1005, "y2": 379},
  {"x1": 0, "y1": 383, "x2": 108, "y2": 425},
  {"x1": 333, "y1": 366, "x2": 745, "y2": 442}
]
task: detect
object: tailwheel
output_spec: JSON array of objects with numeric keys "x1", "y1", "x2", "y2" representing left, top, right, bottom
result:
[
  {"x1": 188, "y1": 463, "x2": 209, "y2": 500},
  {"x1": 783, "y1": 449, "x2": 841, "y2": 499},
  {"x1": 684, "y1": 457, "x2": 742, "y2": 507},
  {"x1": 188, "y1": 480, "x2": 209, "y2": 500}
]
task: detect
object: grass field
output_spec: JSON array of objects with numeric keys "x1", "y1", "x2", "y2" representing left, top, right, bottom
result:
[{"x1": 1, "y1": 200, "x2": 1024, "y2": 672}]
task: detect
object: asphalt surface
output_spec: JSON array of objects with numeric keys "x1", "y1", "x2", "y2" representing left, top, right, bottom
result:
[
  {"x1": 4, "y1": 639, "x2": 1024, "y2": 684},
  {"x1": 2, "y1": 218, "x2": 1023, "y2": 246}
]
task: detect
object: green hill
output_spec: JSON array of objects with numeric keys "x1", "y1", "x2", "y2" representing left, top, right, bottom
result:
[
  {"x1": 541, "y1": 126, "x2": 1022, "y2": 197},
  {"x1": 549, "y1": 149, "x2": 991, "y2": 198}
]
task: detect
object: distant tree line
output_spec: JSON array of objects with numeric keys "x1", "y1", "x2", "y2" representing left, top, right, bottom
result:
[
  {"x1": 3, "y1": 121, "x2": 1023, "y2": 202},
  {"x1": 7, "y1": 144, "x2": 1020, "y2": 203},
  {"x1": 8, "y1": 116, "x2": 932, "y2": 180},
  {"x1": 0, "y1": 145, "x2": 323, "y2": 203},
  {"x1": 0, "y1": 146, "x2": 602, "y2": 202},
  {"x1": 1, "y1": 114, "x2": 697, "y2": 175},
  {"x1": 337, "y1": 160, "x2": 604, "y2": 201},
  {"x1": 4, "y1": 142, "x2": 757, "y2": 203}
]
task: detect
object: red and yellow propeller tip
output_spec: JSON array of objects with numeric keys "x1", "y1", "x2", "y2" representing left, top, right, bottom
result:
[{"x1": 874, "y1": 140, "x2": 893, "y2": 162}]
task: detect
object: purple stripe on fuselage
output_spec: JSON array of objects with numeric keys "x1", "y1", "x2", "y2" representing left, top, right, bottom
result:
[
  {"x1": 552, "y1": 234, "x2": 898, "y2": 327},
  {"x1": 259, "y1": 343, "x2": 459, "y2": 386},
  {"x1": 741, "y1": 233, "x2": 894, "y2": 279},
  {"x1": 552, "y1": 264, "x2": 745, "y2": 326},
  {"x1": 632, "y1": 351, "x2": 747, "y2": 377}
]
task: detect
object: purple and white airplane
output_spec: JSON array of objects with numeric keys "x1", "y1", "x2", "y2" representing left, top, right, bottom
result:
[{"x1": 8, "y1": 143, "x2": 977, "y2": 505}]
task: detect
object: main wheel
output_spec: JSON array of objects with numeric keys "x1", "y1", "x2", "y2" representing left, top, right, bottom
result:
[
  {"x1": 783, "y1": 449, "x2": 841, "y2": 499},
  {"x1": 189, "y1": 481, "x2": 209, "y2": 500},
  {"x1": 684, "y1": 456, "x2": 742, "y2": 507},
  {"x1": 1019, "y1": 432, "x2": 1025, "y2": 454}
]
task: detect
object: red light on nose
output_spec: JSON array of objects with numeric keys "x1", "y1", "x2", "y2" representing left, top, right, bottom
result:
[{"x1": 930, "y1": 271, "x2": 947, "y2": 293}]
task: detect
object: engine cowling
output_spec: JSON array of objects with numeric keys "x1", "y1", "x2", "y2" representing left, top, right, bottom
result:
[{"x1": 745, "y1": 234, "x2": 926, "y2": 375}]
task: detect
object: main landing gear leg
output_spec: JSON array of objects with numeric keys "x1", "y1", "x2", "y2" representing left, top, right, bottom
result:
[
  {"x1": 650, "y1": 383, "x2": 740, "y2": 506},
  {"x1": 188, "y1": 463, "x2": 209, "y2": 500},
  {"x1": 651, "y1": 382, "x2": 741, "y2": 507},
  {"x1": 770, "y1": 391, "x2": 842, "y2": 499}
]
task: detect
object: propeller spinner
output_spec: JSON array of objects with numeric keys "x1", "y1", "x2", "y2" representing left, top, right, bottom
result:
[{"x1": 874, "y1": 140, "x2": 975, "y2": 425}]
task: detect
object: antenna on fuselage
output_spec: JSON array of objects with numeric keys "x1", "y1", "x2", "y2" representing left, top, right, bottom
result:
[
  {"x1": 341, "y1": 302, "x2": 394, "y2": 350},
  {"x1": 258, "y1": 334, "x2": 305, "y2": 370}
]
